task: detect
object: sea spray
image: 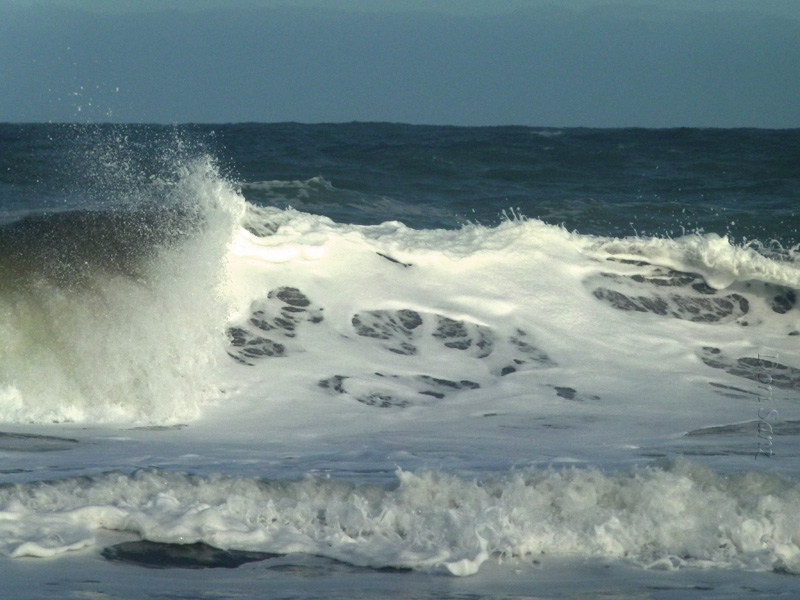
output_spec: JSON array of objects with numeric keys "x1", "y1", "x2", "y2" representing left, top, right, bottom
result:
[{"x1": 0, "y1": 155, "x2": 244, "y2": 423}]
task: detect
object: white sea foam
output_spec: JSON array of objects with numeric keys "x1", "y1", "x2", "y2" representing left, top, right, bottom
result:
[
  {"x1": 1, "y1": 160, "x2": 799, "y2": 579},
  {"x1": 2, "y1": 462, "x2": 800, "y2": 575},
  {"x1": 1, "y1": 170, "x2": 797, "y2": 426},
  {"x1": 587, "y1": 232, "x2": 800, "y2": 289}
]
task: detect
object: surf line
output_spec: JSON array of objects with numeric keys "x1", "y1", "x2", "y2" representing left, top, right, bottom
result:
[{"x1": 754, "y1": 349, "x2": 780, "y2": 460}]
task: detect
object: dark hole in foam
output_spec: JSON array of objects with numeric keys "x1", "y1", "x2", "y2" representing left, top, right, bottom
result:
[{"x1": 102, "y1": 541, "x2": 280, "y2": 569}]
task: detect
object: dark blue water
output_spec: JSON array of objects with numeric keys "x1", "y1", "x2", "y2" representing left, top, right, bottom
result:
[{"x1": 2, "y1": 123, "x2": 798, "y2": 251}]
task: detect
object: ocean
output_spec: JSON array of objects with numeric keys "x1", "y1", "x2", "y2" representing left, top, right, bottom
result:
[{"x1": 0, "y1": 122, "x2": 798, "y2": 599}]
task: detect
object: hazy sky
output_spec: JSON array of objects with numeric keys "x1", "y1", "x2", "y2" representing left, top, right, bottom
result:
[{"x1": 2, "y1": 0, "x2": 799, "y2": 127}]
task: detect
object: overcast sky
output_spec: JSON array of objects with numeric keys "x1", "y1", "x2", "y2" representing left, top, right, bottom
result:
[{"x1": 2, "y1": 0, "x2": 799, "y2": 127}]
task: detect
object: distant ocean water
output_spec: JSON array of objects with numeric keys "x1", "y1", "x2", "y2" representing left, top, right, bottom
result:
[{"x1": 0, "y1": 123, "x2": 799, "y2": 598}]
